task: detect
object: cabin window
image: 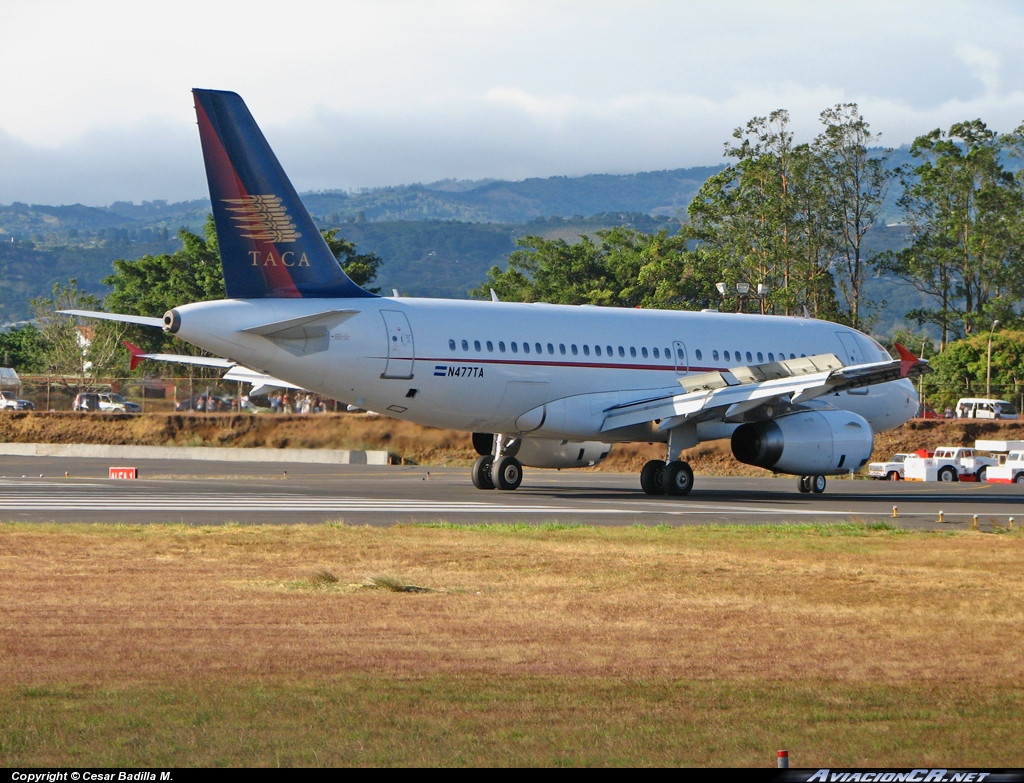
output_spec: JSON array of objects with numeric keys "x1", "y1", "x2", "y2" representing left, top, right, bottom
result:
[
  {"x1": 768, "y1": 352, "x2": 774, "y2": 362},
  {"x1": 583, "y1": 345, "x2": 591, "y2": 356},
  {"x1": 746, "y1": 351, "x2": 753, "y2": 362},
  {"x1": 487, "y1": 340, "x2": 493, "y2": 352},
  {"x1": 536, "y1": 343, "x2": 543, "y2": 354},
  {"x1": 712, "y1": 350, "x2": 719, "y2": 361},
  {"x1": 607, "y1": 346, "x2": 613, "y2": 356},
  {"x1": 559, "y1": 344, "x2": 566, "y2": 355},
  {"x1": 547, "y1": 343, "x2": 554, "y2": 354},
  {"x1": 724, "y1": 350, "x2": 730, "y2": 361},
  {"x1": 695, "y1": 349, "x2": 702, "y2": 360},
  {"x1": 448, "y1": 339, "x2": 456, "y2": 351},
  {"x1": 595, "y1": 345, "x2": 602, "y2": 357},
  {"x1": 461, "y1": 340, "x2": 469, "y2": 351},
  {"x1": 653, "y1": 348, "x2": 660, "y2": 359},
  {"x1": 618, "y1": 346, "x2": 625, "y2": 357},
  {"x1": 630, "y1": 347, "x2": 637, "y2": 358},
  {"x1": 474, "y1": 340, "x2": 481, "y2": 351},
  {"x1": 511, "y1": 342, "x2": 518, "y2": 353},
  {"x1": 677, "y1": 347, "x2": 684, "y2": 359},
  {"x1": 498, "y1": 341, "x2": 506, "y2": 353},
  {"x1": 523, "y1": 342, "x2": 530, "y2": 354},
  {"x1": 571, "y1": 345, "x2": 578, "y2": 355},
  {"x1": 641, "y1": 347, "x2": 648, "y2": 358}
]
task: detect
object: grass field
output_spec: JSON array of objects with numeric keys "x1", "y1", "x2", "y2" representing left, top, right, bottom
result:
[{"x1": 2, "y1": 521, "x2": 1022, "y2": 767}]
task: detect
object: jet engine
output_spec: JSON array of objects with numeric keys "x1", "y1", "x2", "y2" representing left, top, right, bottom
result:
[
  {"x1": 730, "y1": 409, "x2": 874, "y2": 475},
  {"x1": 473, "y1": 433, "x2": 612, "y2": 469}
]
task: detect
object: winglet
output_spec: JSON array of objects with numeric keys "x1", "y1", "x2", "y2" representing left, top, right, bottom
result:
[
  {"x1": 124, "y1": 341, "x2": 146, "y2": 372},
  {"x1": 894, "y1": 343, "x2": 920, "y2": 378}
]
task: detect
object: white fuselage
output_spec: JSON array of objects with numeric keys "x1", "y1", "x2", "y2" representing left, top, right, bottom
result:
[{"x1": 171, "y1": 296, "x2": 919, "y2": 441}]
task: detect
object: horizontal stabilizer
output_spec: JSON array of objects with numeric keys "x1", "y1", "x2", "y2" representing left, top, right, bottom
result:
[
  {"x1": 241, "y1": 309, "x2": 358, "y2": 356},
  {"x1": 60, "y1": 309, "x2": 164, "y2": 328}
]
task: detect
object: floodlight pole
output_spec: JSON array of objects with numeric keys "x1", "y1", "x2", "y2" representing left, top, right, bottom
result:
[{"x1": 987, "y1": 319, "x2": 1001, "y2": 398}]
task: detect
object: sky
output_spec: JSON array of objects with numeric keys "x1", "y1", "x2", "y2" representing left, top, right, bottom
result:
[{"x1": 4, "y1": 0, "x2": 1024, "y2": 206}]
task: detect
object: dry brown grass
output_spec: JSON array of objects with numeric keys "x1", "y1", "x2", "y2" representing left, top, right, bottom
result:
[
  {"x1": 2, "y1": 522, "x2": 1022, "y2": 685},
  {"x1": 5, "y1": 412, "x2": 1023, "y2": 475},
  {"x1": 1, "y1": 522, "x2": 1023, "y2": 765}
]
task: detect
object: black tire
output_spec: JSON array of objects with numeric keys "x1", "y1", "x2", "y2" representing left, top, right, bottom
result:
[
  {"x1": 663, "y1": 461, "x2": 694, "y2": 496},
  {"x1": 640, "y1": 459, "x2": 666, "y2": 495},
  {"x1": 812, "y1": 475, "x2": 827, "y2": 494},
  {"x1": 471, "y1": 455, "x2": 495, "y2": 490},
  {"x1": 976, "y1": 467, "x2": 987, "y2": 482},
  {"x1": 937, "y1": 466, "x2": 958, "y2": 482},
  {"x1": 887, "y1": 471, "x2": 901, "y2": 481},
  {"x1": 491, "y1": 456, "x2": 523, "y2": 491},
  {"x1": 798, "y1": 475, "x2": 812, "y2": 494},
  {"x1": 1014, "y1": 473, "x2": 1024, "y2": 484}
]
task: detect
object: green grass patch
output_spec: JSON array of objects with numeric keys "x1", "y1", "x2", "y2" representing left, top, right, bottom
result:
[{"x1": 1, "y1": 677, "x2": 1021, "y2": 767}]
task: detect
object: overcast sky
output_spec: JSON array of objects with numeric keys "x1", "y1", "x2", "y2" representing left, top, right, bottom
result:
[{"x1": 4, "y1": 0, "x2": 1024, "y2": 206}]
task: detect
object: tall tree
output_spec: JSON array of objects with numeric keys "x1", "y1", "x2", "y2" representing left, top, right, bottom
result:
[
  {"x1": 31, "y1": 280, "x2": 125, "y2": 388},
  {"x1": 877, "y1": 120, "x2": 1024, "y2": 346},
  {"x1": 811, "y1": 104, "x2": 892, "y2": 329}
]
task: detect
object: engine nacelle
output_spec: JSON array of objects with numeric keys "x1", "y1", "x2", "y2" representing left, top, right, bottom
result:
[{"x1": 731, "y1": 410, "x2": 874, "y2": 475}]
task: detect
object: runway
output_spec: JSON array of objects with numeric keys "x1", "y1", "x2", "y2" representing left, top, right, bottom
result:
[{"x1": 1, "y1": 454, "x2": 1021, "y2": 529}]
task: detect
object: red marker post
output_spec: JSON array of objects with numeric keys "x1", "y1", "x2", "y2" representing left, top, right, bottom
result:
[{"x1": 777, "y1": 750, "x2": 789, "y2": 768}]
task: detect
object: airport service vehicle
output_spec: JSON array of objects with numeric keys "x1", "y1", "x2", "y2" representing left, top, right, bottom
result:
[
  {"x1": 903, "y1": 447, "x2": 997, "y2": 482},
  {"x1": 0, "y1": 391, "x2": 34, "y2": 411},
  {"x1": 868, "y1": 453, "x2": 913, "y2": 480},
  {"x1": 955, "y1": 398, "x2": 1019, "y2": 420},
  {"x1": 985, "y1": 451, "x2": 1024, "y2": 484},
  {"x1": 65, "y1": 89, "x2": 929, "y2": 497}
]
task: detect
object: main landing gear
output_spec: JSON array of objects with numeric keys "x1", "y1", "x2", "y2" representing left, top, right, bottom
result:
[
  {"x1": 797, "y1": 475, "x2": 827, "y2": 494},
  {"x1": 640, "y1": 459, "x2": 695, "y2": 496},
  {"x1": 471, "y1": 435, "x2": 524, "y2": 491}
]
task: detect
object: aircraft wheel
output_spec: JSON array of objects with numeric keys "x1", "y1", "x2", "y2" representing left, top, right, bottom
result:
[
  {"x1": 798, "y1": 475, "x2": 812, "y2": 494},
  {"x1": 492, "y1": 456, "x2": 523, "y2": 491},
  {"x1": 471, "y1": 455, "x2": 495, "y2": 490},
  {"x1": 811, "y1": 475, "x2": 827, "y2": 494},
  {"x1": 663, "y1": 460, "x2": 694, "y2": 497},
  {"x1": 640, "y1": 459, "x2": 666, "y2": 495},
  {"x1": 937, "y1": 466, "x2": 958, "y2": 482}
]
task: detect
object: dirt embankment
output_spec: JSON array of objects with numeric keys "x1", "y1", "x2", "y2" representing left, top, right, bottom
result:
[{"x1": 0, "y1": 412, "x2": 1022, "y2": 475}]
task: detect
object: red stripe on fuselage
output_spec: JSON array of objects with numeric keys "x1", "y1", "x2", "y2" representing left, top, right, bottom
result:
[{"x1": 195, "y1": 100, "x2": 301, "y2": 298}]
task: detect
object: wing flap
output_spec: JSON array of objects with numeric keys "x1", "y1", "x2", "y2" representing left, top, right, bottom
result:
[{"x1": 601, "y1": 346, "x2": 930, "y2": 433}]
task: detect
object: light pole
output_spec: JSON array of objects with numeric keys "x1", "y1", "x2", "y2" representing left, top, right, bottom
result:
[{"x1": 986, "y1": 319, "x2": 1001, "y2": 398}]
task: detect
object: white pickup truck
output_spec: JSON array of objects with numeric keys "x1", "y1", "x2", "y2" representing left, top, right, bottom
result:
[
  {"x1": 985, "y1": 451, "x2": 1024, "y2": 484},
  {"x1": 903, "y1": 447, "x2": 998, "y2": 482},
  {"x1": 868, "y1": 453, "x2": 914, "y2": 481}
]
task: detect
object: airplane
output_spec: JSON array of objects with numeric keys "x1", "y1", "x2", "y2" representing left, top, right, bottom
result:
[{"x1": 66, "y1": 89, "x2": 929, "y2": 497}]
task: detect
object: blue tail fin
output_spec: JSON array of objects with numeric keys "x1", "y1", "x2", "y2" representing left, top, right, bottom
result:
[{"x1": 193, "y1": 89, "x2": 376, "y2": 300}]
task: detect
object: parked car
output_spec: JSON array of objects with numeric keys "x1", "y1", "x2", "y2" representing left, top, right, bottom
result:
[
  {"x1": 0, "y1": 391, "x2": 35, "y2": 410},
  {"x1": 98, "y1": 392, "x2": 142, "y2": 413},
  {"x1": 72, "y1": 393, "x2": 101, "y2": 412},
  {"x1": 955, "y1": 398, "x2": 1019, "y2": 420}
]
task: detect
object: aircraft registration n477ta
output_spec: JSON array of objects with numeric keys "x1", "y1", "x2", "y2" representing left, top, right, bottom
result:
[{"x1": 66, "y1": 89, "x2": 929, "y2": 496}]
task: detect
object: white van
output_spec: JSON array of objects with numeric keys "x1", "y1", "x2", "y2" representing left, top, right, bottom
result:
[{"x1": 955, "y1": 398, "x2": 1019, "y2": 420}]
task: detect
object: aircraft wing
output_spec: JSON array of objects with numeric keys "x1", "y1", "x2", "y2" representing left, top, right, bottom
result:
[
  {"x1": 123, "y1": 342, "x2": 300, "y2": 395},
  {"x1": 601, "y1": 344, "x2": 930, "y2": 433}
]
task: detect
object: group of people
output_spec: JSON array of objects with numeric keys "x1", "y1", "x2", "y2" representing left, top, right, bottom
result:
[{"x1": 267, "y1": 391, "x2": 326, "y2": 414}]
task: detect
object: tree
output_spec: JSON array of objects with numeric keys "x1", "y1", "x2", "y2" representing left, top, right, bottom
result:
[
  {"x1": 321, "y1": 228, "x2": 383, "y2": 293},
  {"x1": 876, "y1": 120, "x2": 1024, "y2": 347},
  {"x1": 0, "y1": 324, "x2": 46, "y2": 373},
  {"x1": 31, "y1": 280, "x2": 125, "y2": 388},
  {"x1": 471, "y1": 228, "x2": 704, "y2": 309},
  {"x1": 927, "y1": 331, "x2": 1024, "y2": 409},
  {"x1": 812, "y1": 104, "x2": 893, "y2": 329}
]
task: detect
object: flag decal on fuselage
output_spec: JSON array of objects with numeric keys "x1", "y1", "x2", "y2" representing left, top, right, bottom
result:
[{"x1": 223, "y1": 195, "x2": 301, "y2": 243}]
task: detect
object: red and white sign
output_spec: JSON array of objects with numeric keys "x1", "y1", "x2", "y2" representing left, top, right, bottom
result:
[{"x1": 108, "y1": 467, "x2": 138, "y2": 479}]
